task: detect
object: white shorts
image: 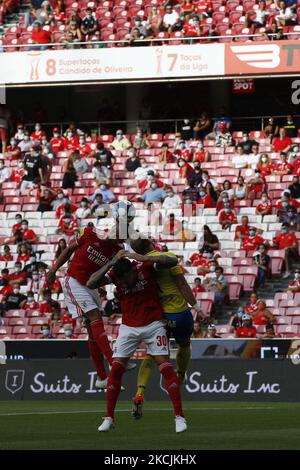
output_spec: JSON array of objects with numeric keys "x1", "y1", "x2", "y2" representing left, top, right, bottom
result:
[
  {"x1": 63, "y1": 275, "x2": 102, "y2": 319},
  {"x1": 113, "y1": 320, "x2": 169, "y2": 358}
]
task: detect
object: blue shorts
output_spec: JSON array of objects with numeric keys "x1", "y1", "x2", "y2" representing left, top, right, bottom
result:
[{"x1": 164, "y1": 308, "x2": 194, "y2": 345}]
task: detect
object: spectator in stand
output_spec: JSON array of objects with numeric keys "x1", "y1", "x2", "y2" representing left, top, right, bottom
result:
[
  {"x1": 179, "y1": 119, "x2": 193, "y2": 141},
  {"x1": 58, "y1": 212, "x2": 78, "y2": 237},
  {"x1": 256, "y1": 153, "x2": 273, "y2": 177},
  {"x1": 192, "y1": 321, "x2": 204, "y2": 338},
  {"x1": 235, "y1": 216, "x2": 250, "y2": 242},
  {"x1": 175, "y1": 221, "x2": 197, "y2": 242},
  {"x1": 0, "y1": 159, "x2": 11, "y2": 186},
  {"x1": 132, "y1": 128, "x2": 151, "y2": 150},
  {"x1": 139, "y1": 181, "x2": 166, "y2": 206},
  {"x1": 129, "y1": 16, "x2": 147, "y2": 39},
  {"x1": 146, "y1": 6, "x2": 163, "y2": 34},
  {"x1": 5, "y1": 137, "x2": 22, "y2": 161},
  {"x1": 75, "y1": 197, "x2": 91, "y2": 221},
  {"x1": 159, "y1": 143, "x2": 175, "y2": 164},
  {"x1": 162, "y1": 5, "x2": 180, "y2": 32},
  {"x1": 125, "y1": 148, "x2": 141, "y2": 172},
  {"x1": 246, "y1": 0, "x2": 269, "y2": 32},
  {"x1": 182, "y1": 179, "x2": 199, "y2": 203},
  {"x1": 37, "y1": 186, "x2": 56, "y2": 212},
  {"x1": 263, "y1": 21, "x2": 284, "y2": 40},
  {"x1": 20, "y1": 144, "x2": 44, "y2": 195},
  {"x1": 23, "y1": 291, "x2": 40, "y2": 311},
  {"x1": 62, "y1": 324, "x2": 78, "y2": 339},
  {"x1": 17, "y1": 243, "x2": 31, "y2": 264},
  {"x1": 277, "y1": 200, "x2": 300, "y2": 230},
  {"x1": 204, "y1": 324, "x2": 221, "y2": 338},
  {"x1": 40, "y1": 289, "x2": 61, "y2": 316},
  {"x1": 219, "y1": 202, "x2": 237, "y2": 230},
  {"x1": 50, "y1": 127, "x2": 65, "y2": 154},
  {"x1": 193, "y1": 112, "x2": 211, "y2": 140},
  {"x1": 62, "y1": 153, "x2": 77, "y2": 189},
  {"x1": 183, "y1": 16, "x2": 201, "y2": 42},
  {"x1": 247, "y1": 169, "x2": 266, "y2": 198},
  {"x1": 64, "y1": 19, "x2": 83, "y2": 44},
  {"x1": 235, "y1": 314, "x2": 257, "y2": 338},
  {"x1": 91, "y1": 194, "x2": 109, "y2": 220},
  {"x1": 52, "y1": 5, "x2": 66, "y2": 25},
  {"x1": 14, "y1": 124, "x2": 26, "y2": 143},
  {"x1": 92, "y1": 161, "x2": 110, "y2": 186},
  {"x1": 288, "y1": 176, "x2": 300, "y2": 199},
  {"x1": 161, "y1": 213, "x2": 182, "y2": 237},
  {"x1": 283, "y1": 114, "x2": 299, "y2": 138},
  {"x1": 56, "y1": 197, "x2": 77, "y2": 219},
  {"x1": 80, "y1": 7, "x2": 99, "y2": 37},
  {"x1": 177, "y1": 158, "x2": 193, "y2": 179},
  {"x1": 193, "y1": 141, "x2": 210, "y2": 163},
  {"x1": 90, "y1": 183, "x2": 116, "y2": 204},
  {"x1": 23, "y1": 254, "x2": 40, "y2": 277},
  {"x1": 0, "y1": 245, "x2": 13, "y2": 262},
  {"x1": 252, "y1": 300, "x2": 275, "y2": 326},
  {"x1": 216, "y1": 191, "x2": 233, "y2": 212},
  {"x1": 50, "y1": 309, "x2": 62, "y2": 328},
  {"x1": 181, "y1": 0, "x2": 195, "y2": 16},
  {"x1": 95, "y1": 142, "x2": 114, "y2": 170},
  {"x1": 261, "y1": 324, "x2": 280, "y2": 338},
  {"x1": 264, "y1": 117, "x2": 279, "y2": 139},
  {"x1": 245, "y1": 293, "x2": 259, "y2": 315},
  {"x1": 0, "y1": 282, "x2": 27, "y2": 314},
  {"x1": 31, "y1": 21, "x2": 52, "y2": 50},
  {"x1": 11, "y1": 160, "x2": 25, "y2": 187},
  {"x1": 242, "y1": 227, "x2": 266, "y2": 251},
  {"x1": 239, "y1": 132, "x2": 259, "y2": 155},
  {"x1": 197, "y1": 185, "x2": 215, "y2": 208},
  {"x1": 203, "y1": 265, "x2": 227, "y2": 304},
  {"x1": 199, "y1": 225, "x2": 220, "y2": 254},
  {"x1": 232, "y1": 176, "x2": 248, "y2": 200},
  {"x1": 110, "y1": 129, "x2": 131, "y2": 151},
  {"x1": 256, "y1": 191, "x2": 272, "y2": 216},
  {"x1": 73, "y1": 150, "x2": 89, "y2": 174},
  {"x1": 174, "y1": 139, "x2": 192, "y2": 161},
  {"x1": 215, "y1": 122, "x2": 233, "y2": 148},
  {"x1": 64, "y1": 128, "x2": 79, "y2": 151},
  {"x1": 162, "y1": 188, "x2": 182, "y2": 210},
  {"x1": 288, "y1": 144, "x2": 300, "y2": 166},
  {"x1": 192, "y1": 277, "x2": 206, "y2": 295},
  {"x1": 38, "y1": 323, "x2": 56, "y2": 339},
  {"x1": 272, "y1": 128, "x2": 292, "y2": 153},
  {"x1": 55, "y1": 238, "x2": 67, "y2": 259},
  {"x1": 20, "y1": 220, "x2": 38, "y2": 245},
  {"x1": 27, "y1": 267, "x2": 45, "y2": 295},
  {"x1": 287, "y1": 269, "x2": 300, "y2": 293},
  {"x1": 253, "y1": 243, "x2": 270, "y2": 287},
  {"x1": 273, "y1": 223, "x2": 298, "y2": 278},
  {"x1": 229, "y1": 308, "x2": 244, "y2": 333},
  {"x1": 134, "y1": 158, "x2": 154, "y2": 188},
  {"x1": 232, "y1": 145, "x2": 249, "y2": 169},
  {"x1": 275, "y1": 0, "x2": 297, "y2": 26},
  {"x1": 188, "y1": 161, "x2": 203, "y2": 187},
  {"x1": 272, "y1": 152, "x2": 293, "y2": 176},
  {"x1": 77, "y1": 136, "x2": 93, "y2": 158},
  {"x1": 195, "y1": 0, "x2": 213, "y2": 20}
]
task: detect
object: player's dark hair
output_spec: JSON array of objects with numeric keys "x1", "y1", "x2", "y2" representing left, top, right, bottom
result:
[
  {"x1": 113, "y1": 258, "x2": 133, "y2": 278},
  {"x1": 130, "y1": 237, "x2": 151, "y2": 255}
]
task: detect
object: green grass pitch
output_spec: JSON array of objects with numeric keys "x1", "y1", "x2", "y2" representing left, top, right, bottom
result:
[{"x1": 1, "y1": 401, "x2": 300, "y2": 450}]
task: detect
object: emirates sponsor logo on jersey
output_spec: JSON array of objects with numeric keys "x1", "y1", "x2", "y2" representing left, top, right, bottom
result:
[
  {"x1": 86, "y1": 246, "x2": 109, "y2": 265},
  {"x1": 230, "y1": 44, "x2": 281, "y2": 69}
]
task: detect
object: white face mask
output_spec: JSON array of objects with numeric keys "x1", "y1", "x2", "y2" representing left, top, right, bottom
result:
[
  {"x1": 64, "y1": 330, "x2": 72, "y2": 337},
  {"x1": 13, "y1": 288, "x2": 20, "y2": 294},
  {"x1": 28, "y1": 296, "x2": 34, "y2": 302},
  {"x1": 42, "y1": 329, "x2": 50, "y2": 336},
  {"x1": 53, "y1": 133, "x2": 59, "y2": 138},
  {"x1": 35, "y1": 125, "x2": 41, "y2": 131},
  {"x1": 210, "y1": 266, "x2": 216, "y2": 273}
]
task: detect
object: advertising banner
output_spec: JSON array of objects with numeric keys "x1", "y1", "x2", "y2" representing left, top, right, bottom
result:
[
  {"x1": 1, "y1": 359, "x2": 300, "y2": 401},
  {"x1": 0, "y1": 44, "x2": 224, "y2": 85}
]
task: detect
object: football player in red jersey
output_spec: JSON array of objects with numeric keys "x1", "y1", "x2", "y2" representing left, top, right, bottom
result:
[
  {"x1": 87, "y1": 252, "x2": 187, "y2": 433},
  {"x1": 47, "y1": 201, "x2": 136, "y2": 389}
]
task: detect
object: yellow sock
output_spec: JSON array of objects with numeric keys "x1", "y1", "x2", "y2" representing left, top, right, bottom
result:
[
  {"x1": 136, "y1": 355, "x2": 155, "y2": 397},
  {"x1": 176, "y1": 345, "x2": 191, "y2": 380}
]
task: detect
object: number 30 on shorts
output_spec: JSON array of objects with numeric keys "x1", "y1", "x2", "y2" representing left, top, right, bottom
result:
[{"x1": 156, "y1": 335, "x2": 167, "y2": 347}]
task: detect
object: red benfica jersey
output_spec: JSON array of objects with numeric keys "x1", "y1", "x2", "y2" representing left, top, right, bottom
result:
[
  {"x1": 67, "y1": 226, "x2": 123, "y2": 285},
  {"x1": 50, "y1": 136, "x2": 66, "y2": 153},
  {"x1": 219, "y1": 209, "x2": 237, "y2": 224},
  {"x1": 195, "y1": 0, "x2": 212, "y2": 14},
  {"x1": 236, "y1": 326, "x2": 257, "y2": 338},
  {"x1": 256, "y1": 200, "x2": 272, "y2": 214},
  {"x1": 234, "y1": 224, "x2": 250, "y2": 241},
  {"x1": 245, "y1": 303, "x2": 259, "y2": 315},
  {"x1": 242, "y1": 235, "x2": 265, "y2": 251},
  {"x1": 108, "y1": 261, "x2": 164, "y2": 327},
  {"x1": 193, "y1": 150, "x2": 206, "y2": 162},
  {"x1": 274, "y1": 232, "x2": 297, "y2": 249}
]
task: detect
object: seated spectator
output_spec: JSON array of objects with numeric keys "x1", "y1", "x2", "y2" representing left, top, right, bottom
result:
[
  {"x1": 182, "y1": 179, "x2": 199, "y2": 203},
  {"x1": 288, "y1": 176, "x2": 300, "y2": 199},
  {"x1": 272, "y1": 128, "x2": 292, "y2": 153},
  {"x1": 5, "y1": 137, "x2": 22, "y2": 161},
  {"x1": 247, "y1": 170, "x2": 266, "y2": 198},
  {"x1": 56, "y1": 198, "x2": 77, "y2": 219},
  {"x1": 8, "y1": 261, "x2": 27, "y2": 286},
  {"x1": 62, "y1": 324, "x2": 78, "y2": 339},
  {"x1": 283, "y1": 113, "x2": 299, "y2": 138},
  {"x1": 200, "y1": 170, "x2": 217, "y2": 190},
  {"x1": 215, "y1": 122, "x2": 233, "y2": 148},
  {"x1": 161, "y1": 213, "x2": 182, "y2": 237},
  {"x1": 110, "y1": 130, "x2": 131, "y2": 151},
  {"x1": 55, "y1": 239, "x2": 67, "y2": 259},
  {"x1": 75, "y1": 197, "x2": 91, "y2": 221},
  {"x1": 235, "y1": 216, "x2": 251, "y2": 241},
  {"x1": 91, "y1": 194, "x2": 109, "y2": 219},
  {"x1": 235, "y1": 314, "x2": 257, "y2": 338},
  {"x1": 50, "y1": 310, "x2": 62, "y2": 328},
  {"x1": 275, "y1": 0, "x2": 297, "y2": 27},
  {"x1": 193, "y1": 112, "x2": 211, "y2": 140},
  {"x1": 52, "y1": 5, "x2": 66, "y2": 25},
  {"x1": 37, "y1": 186, "x2": 56, "y2": 212},
  {"x1": 162, "y1": 188, "x2": 182, "y2": 210},
  {"x1": 176, "y1": 221, "x2": 197, "y2": 242},
  {"x1": 23, "y1": 254, "x2": 40, "y2": 277},
  {"x1": 232, "y1": 145, "x2": 249, "y2": 169},
  {"x1": 77, "y1": 136, "x2": 93, "y2": 158},
  {"x1": 240, "y1": 131, "x2": 259, "y2": 155},
  {"x1": 38, "y1": 323, "x2": 56, "y2": 339},
  {"x1": 246, "y1": 0, "x2": 269, "y2": 32},
  {"x1": 72, "y1": 150, "x2": 89, "y2": 175},
  {"x1": 90, "y1": 183, "x2": 116, "y2": 204},
  {"x1": 261, "y1": 324, "x2": 280, "y2": 338},
  {"x1": 188, "y1": 161, "x2": 203, "y2": 187},
  {"x1": 125, "y1": 148, "x2": 141, "y2": 172},
  {"x1": 17, "y1": 243, "x2": 31, "y2": 264},
  {"x1": 253, "y1": 243, "x2": 270, "y2": 287},
  {"x1": 0, "y1": 245, "x2": 14, "y2": 262},
  {"x1": 159, "y1": 143, "x2": 175, "y2": 164},
  {"x1": 80, "y1": 7, "x2": 99, "y2": 36},
  {"x1": 252, "y1": 300, "x2": 275, "y2": 326},
  {"x1": 273, "y1": 152, "x2": 293, "y2": 176},
  {"x1": 95, "y1": 142, "x2": 114, "y2": 169},
  {"x1": 256, "y1": 192, "x2": 272, "y2": 216},
  {"x1": 277, "y1": 199, "x2": 300, "y2": 230},
  {"x1": 132, "y1": 128, "x2": 151, "y2": 149},
  {"x1": 192, "y1": 320, "x2": 204, "y2": 338},
  {"x1": 183, "y1": 16, "x2": 201, "y2": 42},
  {"x1": 219, "y1": 202, "x2": 237, "y2": 230},
  {"x1": 199, "y1": 225, "x2": 220, "y2": 253},
  {"x1": 163, "y1": 5, "x2": 180, "y2": 32},
  {"x1": 23, "y1": 291, "x2": 40, "y2": 311},
  {"x1": 11, "y1": 160, "x2": 25, "y2": 187},
  {"x1": 174, "y1": 139, "x2": 192, "y2": 162},
  {"x1": 263, "y1": 21, "x2": 284, "y2": 40},
  {"x1": 288, "y1": 269, "x2": 300, "y2": 293},
  {"x1": 0, "y1": 283, "x2": 27, "y2": 314},
  {"x1": 197, "y1": 185, "x2": 215, "y2": 208},
  {"x1": 146, "y1": 6, "x2": 163, "y2": 34},
  {"x1": 245, "y1": 293, "x2": 259, "y2": 315},
  {"x1": 195, "y1": 0, "x2": 213, "y2": 20},
  {"x1": 193, "y1": 141, "x2": 210, "y2": 162},
  {"x1": 228, "y1": 308, "x2": 244, "y2": 333},
  {"x1": 192, "y1": 277, "x2": 206, "y2": 295},
  {"x1": 50, "y1": 127, "x2": 65, "y2": 153},
  {"x1": 27, "y1": 268, "x2": 46, "y2": 295},
  {"x1": 273, "y1": 223, "x2": 298, "y2": 278},
  {"x1": 242, "y1": 227, "x2": 266, "y2": 251},
  {"x1": 264, "y1": 116, "x2": 279, "y2": 139},
  {"x1": 204, "y1": 324, "x2": 221, "y2": 338},
  {"x1": 203, "y1": 265, "x2": 227, "y2": 304},
  {"x1": 58, "y1": 213, "x2": 78, "y2": 237},
  {"x1": 256, "y1": 154, "x2": 273, "y2": 177},
  {"x1": 139, "y1": 182, "x2": 166, "y2": 206},
  {"x1": 14, "y1": 124, "x2": 26, "y2": 142},
  {"x1": 31, "y1": 21, "x2": 52, "y2": 50},
  {"x1": 40, "y1": 289, "x2": 61, "y2": 316},
  {"x1": 20, "y1": 220, "x2": 38, "y2": 245},
  {"x1": 216, "y1": 191, "x2": 233, "y2": 212},
  {"x1": 64, "y1": 19, "x2": 83, "y2": 44},
  {"x1": 232, "y1": 176, "x2": 248, "y2": 200},
  {"x1": 288, "y1": 144, "x2": 300, "y2": 166},
  {"x1": 0, "y1": 159, "x2": 12, "y2": 185}
]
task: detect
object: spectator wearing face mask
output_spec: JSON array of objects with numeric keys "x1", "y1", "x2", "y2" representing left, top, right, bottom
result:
[
  {"x1": 61, "y1": 324, "x2": 78, "y2": 339},
  {"x1": 64, "y1": 129, "x2": 79, "y2": 151},
  {"x1": 91, "y1": 194, "x2": 108, "y2": 219},
  {"x1": 8, "y1": 262, "x2": 27, "y2": 286},
  {"x1": 273, "y1": 152, "x2": 293, "y2": 176},
  {"x1": 174, "y1": 139, "x2": 192, "y2": 162},
  {"x1": 277, "y1": 197, "x2": 300, "y2": 229},
  {"x1": 188, "y1": 161, "x2": 202, "y2": 187},
  {"x1": 0, "y1": 159, "x2": 12, "y2": 186},
  {"x1": 134, "y1": 158, "x2": 155, "y2": 186},
  {"x1": 159, "y1": 143, "x2": 175, "y2": 164},
  {"x1": 11, "y1": 160, "x2": 26, "y2": 186},
  {"x1": 138, "y1": 170, "x2": 164, "y2": 193},
  {"x1": 245, "y1": 293, "x2": 259, "y2": 315},
  {"x1": 272, "y1": 128, "x2": 292, "y2": 153},
  {"x1": 18, "y1": 132, "x2": 32, "y2": 154},
  {"x1": 273, "y1": 223, "x2": 298, "y2": 278},
  {"x1": 192, "y1": 277, "x2": 206, "y2": 295},
  {"x1": 204, "y1": 324, "x2": 221, "y2": 338},
  {"x1": 77, "y1": 136, "x2": 93, "y2": 158},
  {"x1": 193, "y1": 141, "x2": 210, "y2": 162},
  {"x1": 200, "y1": 225, "x2": 220, "y2": 254},
  {"x1": 289, "y1": 145, "x2": 300, "y2": 167},
  {"x1": 162, "y1": 188, "x2": 182, "y2": 209},
  {"x1": 252, "y1": 300, "x2": 275, "y2": 326},
  {"x1": 5, "y1": 137, "x2": 22, "y2": 161},
  {"x1": 139, "y1": 182, "x2": 166, "y2": 206},
  {"x1": 215, "y1": 122, "x2": 233, "y2": 148},
  {"x1": 182, "y1": 179, "x2": 199, "y2": 203},
  {"x1": 235, "y1": 216, "x2": 250, "y2": 242},
  {"x1": 72, "y1": 150, "x2": 89, "y2": 175},
  {"x1": 38, "y1": 323, "x2": 56, "y2": 339},
  {"x1": 256, "y1": 192, "x2": 272, "y2": 216},
  {"x1": 187, "y1": 251, "x2": 212, "y2": 275},
  {"x1": 58, "y1": 212, "x2": 78, "y2": 236},
  {"x1": 80, "y1": 7, "x2": 99, "y2": 36},
  {"x1": 256, "y1": 154, "x2": 274, "y2": 177},
  {"x1": 56, "y1": 199, "x2": 77, "y2": 219},
  {"x1": 235, "y1": 314, "x2": 257, "y2": 338},
  {"x1": 110, "y1": 129, "x2": 131, "y2": 151},
  {"x1": 37, "y1": 186, "x2": 56, "y2": 212},
  {"x1": 0, "y1": 283, "x2": 27, "y2": 314},
  {"x1": 50, "y1": 127, "x2": 66, "y2": 153},
  {"x1": 288, "y1": 176, "x2": 300, "y2": 199},
  {"x1": 253, "y1": 244, "x2": 270, "y2": 287},
  {"x1": 27, "y1": 269, "x2": 45, "y2": 294},
  {"x1": 92, "y1": 161, "x2": 111, "y2": 186},
  {"x1": 242, "y1": 227, "x2": 266, "y2": 251},
  {"x1": 14, "y1": 124, "x2": 26, "y2": 142},
  {"x1": 0, "y1": 245, "x2": 14, "y2": 262},
  {"x1": 239, "y1": 132, "x2": 259, "y2": 155},
  {"x1": 90, "y1": 183, "x2": 116, "y2": 204},
  {"x1": 203, "y1": 265, "x2": 227, "y2": 304},
  {"x1": 219, "y1": 203, "x2": 237, "y2": 230},
  {"x1": 232, "y1": 145, "x2": 249, "y2": 169},
  {"x1": 20, "y1": 220, "x2": 38, "y2": 245},
  {"x1": 125, "y1": 148, "x2": 141, "y2": 172},
  {"x1": 20, "y1": 144, "x2": 44, "y2": 195},
  {"x1": 75, "y1": 197, "x2": 91, "y2": 220},
  {"x1": 216, "y1": 191, "x2": 234, "y2": 213},
  {"x1": 17, "y1": 243, "x2": 31, "y2": 263},
  {"x1": 30, "y1": 123, "x2": 46, "y2": 142},
  {"x1": 197, "y1": 186, "x2": 215, "y2": 208},
  {"x1": 40, "y1": 289, "x2": 61, "y2": 316},
  {"x1": 288, "y1": 269, "x2": 300, "y2": 293},
  {"x1": 132, "y1": 128, "x2": 151, "y2": 150},
  {"x1": 23, "y1": 291, "x2": 40, "y2": 311}
]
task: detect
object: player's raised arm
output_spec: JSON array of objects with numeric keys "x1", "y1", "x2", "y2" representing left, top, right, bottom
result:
[
  {"x1": 87, "y1": 250, "x2": 128, "y2": 289},
  {"x1": 173, "y1": 274, "x2": 206, "y2": 320},
  {"x1": 126, "y1": 252, "x2": 178, "y2": 268},
  {"x1": 46, "y1": 242, "x2": 78, "y2": 285}
]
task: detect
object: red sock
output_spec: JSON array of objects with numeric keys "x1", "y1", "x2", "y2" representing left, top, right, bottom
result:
[
  {"x1": 88, "y1": 339, "x2": 107, "y2": 381},
  {"x1": 159, "y1": 362, "x2": 184, "y2": 417},
  {"x1": 106, "y1": 361, "x2": 126, "y2": 419},
  {"x1": 90, "y1": 319, "x2": 113, "y2": 365}
]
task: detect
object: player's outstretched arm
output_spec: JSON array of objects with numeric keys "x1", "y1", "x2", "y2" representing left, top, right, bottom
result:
[
  {"x1": 46, "y1": 242, "x2": 78, "y2": 285},
  {"x1": 126, "y1": 252, "x2": 178, "y2": 268},
  {"x1": 87, "y1": 250, "x2": 128, "y2": 289},
  {"x1": 174, "y1": 274, "x2": 206, "y2": 320}
]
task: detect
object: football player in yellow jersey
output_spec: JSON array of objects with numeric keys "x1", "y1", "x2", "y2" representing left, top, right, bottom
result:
[{"x1": 128, "y1": 237, "x2": 204, "y2": 419}]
